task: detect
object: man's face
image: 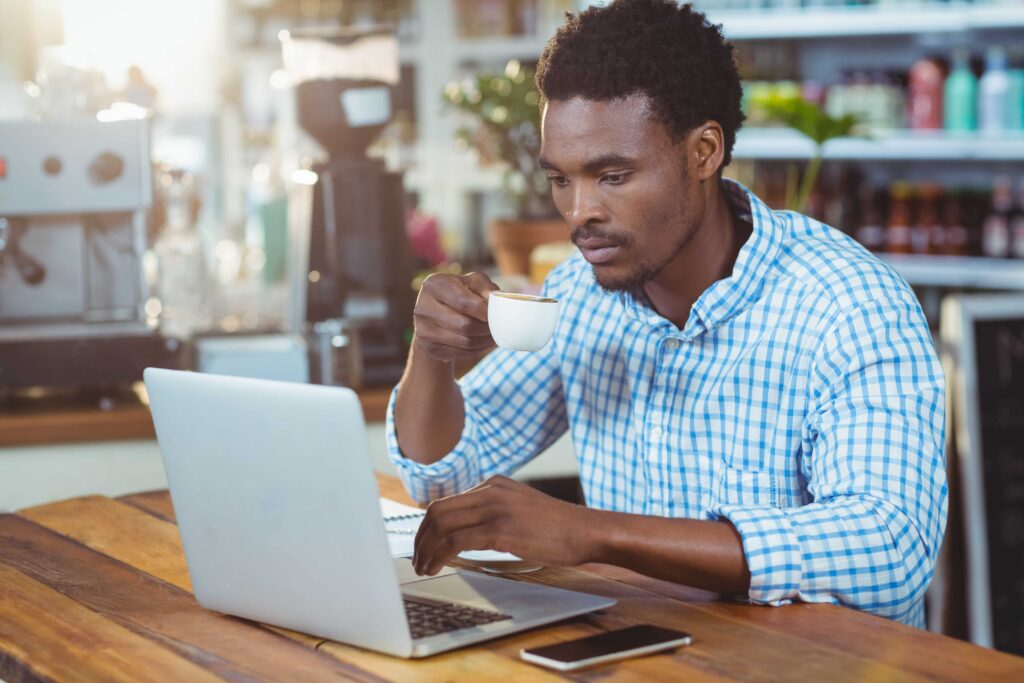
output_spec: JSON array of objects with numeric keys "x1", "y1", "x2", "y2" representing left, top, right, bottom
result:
[{"x1": 539, "y1": 94, "x2": 702, "y2": 293}]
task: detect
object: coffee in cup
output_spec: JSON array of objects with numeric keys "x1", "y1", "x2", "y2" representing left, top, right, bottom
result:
[{"x1": 487, "y1": 292, "x2": 559, "y2": 352}]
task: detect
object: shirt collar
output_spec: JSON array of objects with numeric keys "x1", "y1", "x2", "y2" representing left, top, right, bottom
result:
[{"x1": 618, "y1": 179, "x2": 786, "y2": 338}]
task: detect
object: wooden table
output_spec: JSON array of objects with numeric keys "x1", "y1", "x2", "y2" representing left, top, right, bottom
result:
[{"x1": 1, "y1": 475, "x2": 1022, "y2": 682}]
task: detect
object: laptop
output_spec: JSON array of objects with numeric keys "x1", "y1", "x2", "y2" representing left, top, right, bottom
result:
[{"x1": 143, "y1": 368, "x2": 614, "y2": 658}]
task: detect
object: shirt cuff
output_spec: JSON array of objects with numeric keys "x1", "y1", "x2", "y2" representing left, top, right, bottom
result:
[
  {"x1": 385, "y1": 385, "x2": 481, "y2": 504},
  {"x1": 715, "y1": 504, "x2": 805, "y2": 606}
]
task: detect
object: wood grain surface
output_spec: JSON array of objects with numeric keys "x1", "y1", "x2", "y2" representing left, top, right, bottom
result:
[{"x1": 0, "y1": 474, "x2": 1022, "y2": 682}]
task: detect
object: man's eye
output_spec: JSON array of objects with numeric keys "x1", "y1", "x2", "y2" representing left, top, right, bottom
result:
[
  {"x1": 548, "y1": 175, "x2": 569, "y2": 187},
  {"x1": 602, "y1": 173, "x2": 628, "y2": 185}
]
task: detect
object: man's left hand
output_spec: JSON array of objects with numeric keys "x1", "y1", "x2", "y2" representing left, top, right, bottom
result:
[{"x1": 412, "y1": 475, "x2": 594, "y2": 576}]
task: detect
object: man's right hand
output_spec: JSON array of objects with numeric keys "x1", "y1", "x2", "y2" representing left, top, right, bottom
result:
[{"x1": 412, "y1": 272, "x2": 499, "y2": 363}]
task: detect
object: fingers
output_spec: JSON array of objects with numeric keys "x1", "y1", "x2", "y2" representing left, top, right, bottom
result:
[
  {"x1": 421, "y1": 273, "x2": 494, "y2": 323},
  {"x1": 414, "y1": 506, "x2": 495, "y2": 575},
  {"x1": 415, "y1": 318, "x2": 495, "y2": 352},
  {"x1": 416, "y1": 294, "x2": 492, "y2": 339},
  {"x1": 412, "y1": 477, "x2": 526, "y2": 575},
  {"x1": 412, "y1": 273, "x2": 500, "y2": 362},
  {"x1": 414, "y1": 486, "x2": 500, "y2": 575},
  {"x1": 415, "y1": 486, "x2": 494, "y2": 552},
  {"x1": 464, "y1": 271, "x2": 500, "y2": 299}
]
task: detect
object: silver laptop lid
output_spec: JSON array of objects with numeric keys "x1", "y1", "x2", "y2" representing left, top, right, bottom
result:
[{"x1": 144, "y1": 368, "x2": 413, "y2": 656}]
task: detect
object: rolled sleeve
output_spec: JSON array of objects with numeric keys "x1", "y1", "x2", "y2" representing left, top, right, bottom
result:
[
  {"x1": 716, "y1": 504, "x2": 805, "y2": 605},
  {"x1": 385, "y1": 385, "x2": 482, "y2": 503},
  {"x1": 719, "y1": 495, "x2": 935, "y2": 625},
  {"x1": 386, "y1": 345, "x2": 569, "y2": 504}
]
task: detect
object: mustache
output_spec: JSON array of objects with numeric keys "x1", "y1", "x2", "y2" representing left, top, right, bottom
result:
[{"x1": 570, "y1": 226, "x2": 631, "y2": 247}]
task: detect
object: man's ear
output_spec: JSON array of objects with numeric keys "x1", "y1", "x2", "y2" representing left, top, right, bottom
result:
[{"x1": 690, "y1": 122, "x2": 725, "y2": 181}]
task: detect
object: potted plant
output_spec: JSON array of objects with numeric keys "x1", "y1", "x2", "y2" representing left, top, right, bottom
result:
[
  {"x1": 442, "y1": 60, "x2": 568, "y2": 278},
  {"x1": 764, "y1": 95, "x2": 861, "y2": 213}
]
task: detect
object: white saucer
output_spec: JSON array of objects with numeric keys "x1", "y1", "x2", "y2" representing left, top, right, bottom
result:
[{"x1": 457, "y1": 550, "x2": 543, "y2": 574}]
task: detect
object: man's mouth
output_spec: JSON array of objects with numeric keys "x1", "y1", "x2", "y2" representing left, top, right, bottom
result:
[{"x1": 574, "y1": 235, "x2": 624, "y2": 265}]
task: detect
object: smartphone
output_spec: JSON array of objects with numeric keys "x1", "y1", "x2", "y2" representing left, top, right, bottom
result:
[{"x1": 520, "y1": 624, "x2": 692, "y2": 671}]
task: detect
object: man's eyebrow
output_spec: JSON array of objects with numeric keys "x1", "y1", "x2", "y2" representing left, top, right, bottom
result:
[{"x1": 538, "y1": 154, "x2": 637, "y2": 174}]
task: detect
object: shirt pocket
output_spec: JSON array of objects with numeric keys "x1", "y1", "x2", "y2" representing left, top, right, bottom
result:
[{"x1": 712, "y1": 464, "x2": 777, "y2": 508}]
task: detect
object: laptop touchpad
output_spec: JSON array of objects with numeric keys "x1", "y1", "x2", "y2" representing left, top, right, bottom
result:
[
  {"x1": 394, "y1": 558, "x2": 457, "y2": 585},
  {"x1": 403, "y1": 571, "x2": 550, "y2": 616}
]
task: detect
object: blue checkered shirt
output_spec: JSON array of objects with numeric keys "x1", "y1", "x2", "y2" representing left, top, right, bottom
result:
[{"x1": 387, "y1": 180, "x2": 947, "y2": 627}]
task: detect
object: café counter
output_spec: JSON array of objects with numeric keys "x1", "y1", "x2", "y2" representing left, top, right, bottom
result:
[{"x1": 0, "y1": 387, "x2": 393, "y2": 448}]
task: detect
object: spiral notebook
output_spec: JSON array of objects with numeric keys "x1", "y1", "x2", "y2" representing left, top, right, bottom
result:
[{"x1": 380, "y1": 497, "x2": 426, "y2": 557}]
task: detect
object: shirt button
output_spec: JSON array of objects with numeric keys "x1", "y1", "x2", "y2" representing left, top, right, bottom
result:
[
  {"x1": 665, "y1": 338, "x2": 680, "y2": 350},
  {"x1": 649, "y1": 426, "x2": 663, "y2": 440}
]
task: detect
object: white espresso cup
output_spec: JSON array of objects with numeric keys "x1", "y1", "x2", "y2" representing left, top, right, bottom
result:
[{"x1": 487, "y1": 291, "x2": 560, "y2": 352}]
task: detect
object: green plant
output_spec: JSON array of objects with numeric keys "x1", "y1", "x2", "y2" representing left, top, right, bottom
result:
[
  {"x1": 764, "y1": 96, "x2": 861, "y2": 214},
  {"x1": 442, "y1": 60, "x2": 555, "y2": 219}
]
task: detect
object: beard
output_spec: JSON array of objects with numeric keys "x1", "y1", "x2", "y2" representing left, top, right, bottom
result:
[
  {"x1": 578, "y1": 228, "x2": 691, "y2": 294},
  {"x1": 590, "y1": 259, "x2": 658, "y2": 293}
]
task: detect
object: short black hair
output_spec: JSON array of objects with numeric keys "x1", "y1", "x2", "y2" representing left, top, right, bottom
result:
[{"x1": 535, "y1": 0, "x2": 745, "y2": 167}]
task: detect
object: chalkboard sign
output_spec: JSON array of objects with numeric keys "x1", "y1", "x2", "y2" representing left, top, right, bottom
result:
[{"x1": 942, "y1": 294, "x2": 1024, "y2": 655}]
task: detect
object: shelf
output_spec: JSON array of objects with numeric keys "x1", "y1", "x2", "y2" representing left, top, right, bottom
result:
[
  {"x1": 733, "y1": 128, "x2": 1024, "y2": 161},
  {"x1": 453, "y1": 35, "x2": 550, "y2": 64},
  {"x1": 881, "y1": 254, "x2": 1024, "y2": 289},
  {"x1": 399, "y1": 4, "x2": 1024, "y2": 62},
  {"x1": 709, "y1": 3, "x2": 1024, "y2": 40}
]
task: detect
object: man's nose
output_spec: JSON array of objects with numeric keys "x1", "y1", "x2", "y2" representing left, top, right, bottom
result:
[{"x1": 565, "y1": 183, "x2": 606, "y2": 228}]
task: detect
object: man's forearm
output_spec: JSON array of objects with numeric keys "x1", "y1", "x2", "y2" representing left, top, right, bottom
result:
[
  {"x1": 393, "y1": 342, "x2": 466, "y2": 464},
  {"x1": 583, "y1": 509, "x2": 751, "y2": 595}
]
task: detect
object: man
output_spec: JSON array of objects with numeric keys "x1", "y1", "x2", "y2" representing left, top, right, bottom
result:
[{"x1": 388, "y1": 0, "x2": 946, "y2": 627}]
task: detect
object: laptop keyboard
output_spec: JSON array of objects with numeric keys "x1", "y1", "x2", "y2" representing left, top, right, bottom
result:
[{"x1": 403, "y1": 596, "x2": 512, "y2": 639}]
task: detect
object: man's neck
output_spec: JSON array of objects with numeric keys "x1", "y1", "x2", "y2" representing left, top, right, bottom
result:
[{"x1": 642, "y1": 183, "x2": 752, "y2": 330}]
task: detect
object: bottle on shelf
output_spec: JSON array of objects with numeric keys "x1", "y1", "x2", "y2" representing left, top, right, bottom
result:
[
  {"x1": 914, "y1": 184, "x2": 944, "y2": 255},
  {"x1": 908, "y1": 57, "x2": 944, "y2": 131},
  {"x1": 824, "y1": 71, "x2": 851, "y2": 124},
  {"x1": 944, "y1": 48, "x2": 978, "y2": 131},
  {"x1": 886, "y1": 181, "x2": 914, "y2": 255},
  {"x1": 1005, "y1": 49, "x2": 1024, "y2": 132},
  {"x1": 978, "y1": 46, "x2": 1011, "y2": 134},
  {"x1": 882, "y1": 71, "x2": 908, "y2": 131},
  {"x1": 854, "y1": 183, "x2": 886, "y2": 253},
  {"x1": 826, "y1": 165, "x2": 860, "y2": 234},
  {"x1": 864, "y1": 70, "x2": 905, "y2": 130},
  {"x1": 846, "y1": 70, "x2": 872, "y2": 128},
  {"x1": 963, "y1": 189, "x2": 988, "y2": 257},
  {"x1": 153, "y1": 168, "x2": 210, "y2": 339},
  {"x1": 943, "y1": 190, "x2": 970, "y2": 257},
  {"x1": 982, "y1": 175, "x2": 1013, "y2": 258},
  {"x1": 801, "y1": 80, "x2": 827, "y2": 108},
  {"x1": 1011, "y1": 178, "x2": 1024, "y2": 260},
  {"x1": 825, "y1": 70, "x2": 906, "y2": 132}
]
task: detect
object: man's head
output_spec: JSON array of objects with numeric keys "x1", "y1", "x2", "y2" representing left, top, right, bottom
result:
[{"x1": 535, "y1": 0, "x2": 744, "y2": 293}]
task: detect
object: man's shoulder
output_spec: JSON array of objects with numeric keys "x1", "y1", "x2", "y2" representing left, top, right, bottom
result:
[{"x1": 772, "y1": 211, "x2": 917, "y2": 313}]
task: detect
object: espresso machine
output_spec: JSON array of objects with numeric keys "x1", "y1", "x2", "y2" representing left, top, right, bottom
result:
[
  {"x1": 282, "y1": 28, "x2": 415, "y2": 388},
  {"x1": 0, "y1": 118, "x2": 178, "y2": 391}
]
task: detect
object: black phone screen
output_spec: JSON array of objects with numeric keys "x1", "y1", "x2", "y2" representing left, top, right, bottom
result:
[{"x1": 522, "y1": 625, "x2": 691, "y2": 664}]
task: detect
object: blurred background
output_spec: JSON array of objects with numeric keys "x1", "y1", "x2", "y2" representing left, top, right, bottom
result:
[{"x1": 1, "y1": 0, "x2": 1023, "y2": 656}]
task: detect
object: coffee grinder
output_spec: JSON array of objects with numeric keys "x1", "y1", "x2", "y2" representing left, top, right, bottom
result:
[{"x1": 281, "y1": 28, "x2": 415, "y2": 388}]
